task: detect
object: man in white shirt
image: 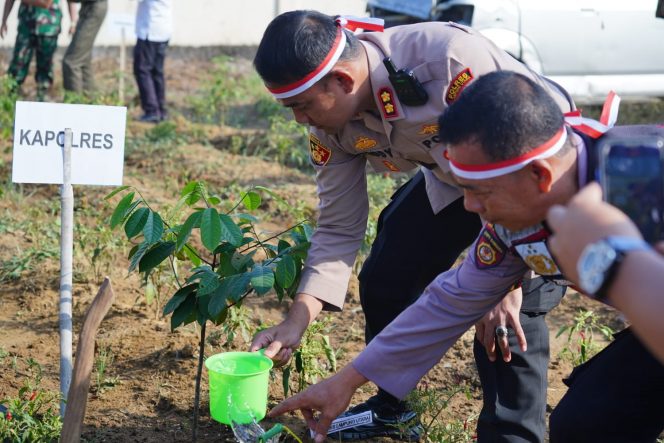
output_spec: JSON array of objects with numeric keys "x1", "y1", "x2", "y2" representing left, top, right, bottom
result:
[{"x1": 133, "y1": 0, "x2": 172, "y2": 122}]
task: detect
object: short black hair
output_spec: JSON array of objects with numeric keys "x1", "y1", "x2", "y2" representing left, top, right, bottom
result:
[
  {"x1": 253, "y1": 10, "x2": 361, "y2": 85},
  {"x1": 438, "y1": 71, "x2": 566, "y2": 161}
]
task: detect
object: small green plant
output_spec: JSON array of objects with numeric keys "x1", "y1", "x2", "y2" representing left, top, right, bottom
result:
[
  {"x1": 403, "y1": 381, "x2": 476, "y2": 443},
  {"x1": 556, "y1": 309, "x2": 614, "y2": 365},
  {"x1": 0, "y1": 356, "x2": 62, "y2": 442},
  {"x1": 94, "y1": 343, "x2": 120, "y2": 395},
  {"x1": 0, "y1": 75, "x2": 18, "y2": 139},
  {"x1": 279, "y1": 317, "x2": 337, "y2": 397},
  {"x1": 107, "y1": 180, "x2": 311, "y2": 441}
]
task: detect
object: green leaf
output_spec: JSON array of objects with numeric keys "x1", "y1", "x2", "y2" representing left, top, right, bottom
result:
[
  {"x1": 282, "y1": 367, "x2": 291, "y2": 398},
  {"x1": 211, "y1": 306, "x2": 228, "y2": 325},
  {"x1": 198, "y1": 269, "x2": 221, "y2": 296},
  {"x1": 181, "y1": 180, "x2": 204, "y2": 205},
  {"x1": 254, "y1": 185, "x2": 291, "y2": 208},
  {"x1": 295, "y1": 350, "x2": 303, "y2": 372},
  {"x1": 208, "y1": 273, "x2": 251, "y2": 317},
  {"x1": 208, "y1": 195, "x2": 221, "y2": 205},
  {"x1": 219, "y1": 214, "x2": 243, "y2": 247},
  {"x1": 182, "y1": 245, "x2": 202, "y2": 267},
  {"x1": 197, "y1": 293, "x2": 212, "y2": 326},
  {"x1": 250, "y1": 266, "x2": 274, "y2": 295},
  {"x1": 176, "y1": 211, "x2": 201, "y2": 252},
  {"x1": 138, "y1": 241, "x2": 175, "y2": 274},
  {"x1": 200, "y1": 208, "x2": 222, "y2": 252},
  {"x1": 275, "y1": 255, "x2": 296, "y2": 289},
  {"x1": 143, "y1": 210, "x2": 164, "y2": 244},
  {"x1": 231, "y1": 250, "x2": 255, "y2": 272},
  {"x1": 163, "y1": 284, "x2": 197, "y2": 316},
  {"x1": 242, "y1": 191, "x2": 261, "y2": 211},
  {"x1": 235, "y1": 213, "x2": 258, "y2": 224},
  {"x1": 110, "y1": 191, "x2": 135, "y2": 228},
  {"x1": 128, "y1": 241, "x2": 150, "y2": 273},
  {"x1": 104, "y1": 185, "x2": 131, "y2": 201},
  {"x1": 171, "y1": 293, "x2": 196, "y2": 331},
  {"x1": 278, "y1": 239, "x2": 291, "y2": 253},
  {"x1": 124, "y1": 207, "x2": 150, "y2": 239}
]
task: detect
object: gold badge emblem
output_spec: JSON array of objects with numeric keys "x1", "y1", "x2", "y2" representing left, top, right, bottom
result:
[
  {"x1": 419, "y1": 124, "x2": 439, "y2": 135},
  {"x1": 377, "y1": 87, "x2": 399, "y2": 119},
  {"x1": 309, "y1": 134, "x2": 331, "y2": 166},
  {"x1": 474, "y1": 224, "x2": 506, "y2": 269},
  {"x1": 355, "y1": 136, "x2": 378, "y2": 150},
  {"x1": 382, "y1": 160, "x2": 400, "y2": 172},
  {"x1": 524, "y1": 254, "x2": 559, "y2": 276}
]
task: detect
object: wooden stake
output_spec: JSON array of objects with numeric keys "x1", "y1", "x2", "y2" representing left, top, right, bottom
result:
[{"x1": 61, "y1": 278, "x2": 116, "y2": 443}]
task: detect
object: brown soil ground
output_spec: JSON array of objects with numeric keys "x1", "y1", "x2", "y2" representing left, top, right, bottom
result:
[{"x1": 0, "y1": 48, "x2": 660, "y2": 443}]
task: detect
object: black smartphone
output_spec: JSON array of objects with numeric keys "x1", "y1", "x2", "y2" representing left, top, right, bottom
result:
[
  {"x1": 382, "y1": 57, "x2": 429, "y2": 106},
  {"x1": 599, "y1": 136, "x2": 664, "y2": 243}
]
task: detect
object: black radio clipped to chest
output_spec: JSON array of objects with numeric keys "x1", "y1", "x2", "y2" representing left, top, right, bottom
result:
[{"x1": 383, "y1": 57, "x2": 429, "y2": 106}]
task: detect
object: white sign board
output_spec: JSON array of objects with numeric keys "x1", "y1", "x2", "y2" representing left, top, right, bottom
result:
[
  {"x1": 12, "y1": 101, "x2": 127, "y2": 186},
  {"x1": 107, "y1": 12, "x2": 135, "y2": 37}
]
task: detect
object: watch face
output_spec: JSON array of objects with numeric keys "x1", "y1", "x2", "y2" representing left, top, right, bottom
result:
[{"x1": 577, "y1": 240, "x2": 618, "y2": 295}]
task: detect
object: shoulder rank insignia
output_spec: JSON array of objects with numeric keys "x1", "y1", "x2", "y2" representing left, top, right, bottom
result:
[
  {"x1": 309, "y1": 134, "x2": 331, "y2": 166},
  {"x1": 382, "y1": 160, "x2": 400, "y2": 172},
  {"x1": 377, "y1": 87, "x2": 399, "y2": 119},
  {"x1": 474, "y1": 223, "x2": 506, "y2": 269},
  {"x1": 446, "y1": 68, "x2": 474, "y2": 104},
  {"x1": 355, "y1": 136, "x2": 378, "y2": 150}
]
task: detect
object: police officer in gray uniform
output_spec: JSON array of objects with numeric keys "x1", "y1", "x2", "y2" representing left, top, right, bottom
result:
[
  {"x1": 268, "y1": 71, "x2": 664, "y2": 443},
  {"x1": 251, "y1": 10, "x2": 571, "y2": 441}
]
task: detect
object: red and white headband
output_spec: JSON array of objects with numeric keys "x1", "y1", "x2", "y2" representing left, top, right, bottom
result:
[
  {"x1": 266, "y1": 16, "x2": 384, "y2": 99},
  {"x1": 447, "y1": 91, "x2": 621, "y2": 180}
]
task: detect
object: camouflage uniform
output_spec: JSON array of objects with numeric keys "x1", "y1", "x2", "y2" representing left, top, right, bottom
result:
[{"x1": 8, "y1": 0, "x2": 62, "y2": 99}]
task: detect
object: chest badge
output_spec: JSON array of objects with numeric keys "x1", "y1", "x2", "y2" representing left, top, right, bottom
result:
[
  {"x1": 309, "y1": 134, "x2": 331, "y2": 166},
  {"x1": 419, "y1": 124, "x2": 439, "y2": 135},
  {"x1": 514, "y1": 242, "x2": 561, "y2": 276},
  {"x1": 355, "y1": 136, "x2": 378, "y2": 151}
]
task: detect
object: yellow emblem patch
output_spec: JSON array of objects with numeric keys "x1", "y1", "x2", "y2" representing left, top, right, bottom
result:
[
  {"x1": 377, "y1": 87, "x2": 399, "y2": 119},
  {"x1": 446, "y1": 68, "x2": 474, "y2": 104},
  {"x1": 355, "y1": 136, "x2": 378, "y2": 151},
  {"x1": 382, "y1": 160, "x2": 400, "y2": 172},
  {"x1": 419, "y1": 124, "x2": 439, "y2": 135},
  {"x1": 309, "y1": 134, "x2": 331, "y2": 166},
  {"x1": 524, "y1": 254, "x2": 559, "y2": 276}
]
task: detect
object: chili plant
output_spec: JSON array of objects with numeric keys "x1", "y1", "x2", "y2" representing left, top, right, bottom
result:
[
  {"x1": 107, "y1": 180, "x2": 311, "y2": 441},
  {"x1": 556, "y1": 309, "x2": 614, "y2": 365}
]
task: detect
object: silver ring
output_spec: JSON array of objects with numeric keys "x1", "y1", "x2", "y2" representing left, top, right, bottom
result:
[{"x1": 495, "y1": 325, "x2": 509, "y2": 338}]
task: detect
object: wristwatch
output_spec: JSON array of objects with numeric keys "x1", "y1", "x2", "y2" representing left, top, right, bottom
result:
[{"x1": 577, "y1": 236, "x2": 651, "y2": 299}]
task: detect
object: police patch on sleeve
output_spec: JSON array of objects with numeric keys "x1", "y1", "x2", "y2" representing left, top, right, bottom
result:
[
  {"x1": 446, "y1": 68, "x2": 474, "y2": 104},
  {"x1": 309, "y1": 134, "x2": 331, "y2": 166},
  {"x1": 474, "y1": 224, "x2": 507, "y2": 269}
]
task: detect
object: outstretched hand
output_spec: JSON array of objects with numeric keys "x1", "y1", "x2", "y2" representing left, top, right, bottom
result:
[{"x1": 268, "y1": 365, "x2": 368, "y2": 442}]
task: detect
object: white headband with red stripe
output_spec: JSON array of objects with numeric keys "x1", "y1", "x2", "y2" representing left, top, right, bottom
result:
[
  {"x1": 266, "y1": 16, "x2": 384, "y2": 99},
  {"x1": 447, "y1": 91, "x2": 621, "y2": 180}
]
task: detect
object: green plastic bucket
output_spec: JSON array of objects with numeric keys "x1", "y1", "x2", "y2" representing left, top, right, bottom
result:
[{"x1": 205, "y1": 351, "x2": 273, "y2": 425}]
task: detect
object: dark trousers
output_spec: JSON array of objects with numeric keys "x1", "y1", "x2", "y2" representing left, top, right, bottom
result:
[
  {"x1": 133, "y1": 38, "x2": 168, "y2": 118},
  {"x1": 359, "y1": 171, "x2": 562, "y2": 442},
  {"x1": 550, "y1": 328, "x2": 664, "y2": 442},
  {"x1": 62, "y1": 0, "x2": 107, "y2": 92}
]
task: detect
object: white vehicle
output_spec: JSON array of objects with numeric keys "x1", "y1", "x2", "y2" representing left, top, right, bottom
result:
[{"x1": 367, "y1": 0, "x2": 664, "y2": 102}]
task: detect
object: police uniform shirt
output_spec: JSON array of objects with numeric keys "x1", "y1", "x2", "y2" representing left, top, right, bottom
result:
[
  {"x1": 299, "y1": 22, "x2": 574, "y2": 311},
  {"x1": 352, "y1": 134, "x2": 590, "y2": 399}
]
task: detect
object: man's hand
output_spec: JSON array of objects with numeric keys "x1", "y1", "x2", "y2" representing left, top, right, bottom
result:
[
  {"x1": 547, "y1": 182, "x2": 643, "y2": 284},
  {"x1": 250, "y1": 293, "x2": 324, "y2": 366},
  {"x1": 250, "y1": 320, "x2": 301, "y2": 366},
  {"x1": 268, "y1": 364, "x2": 368, "y2": 443},
  {"x1": 474, "y1": 287, "x2": 526, "y2": 362}
]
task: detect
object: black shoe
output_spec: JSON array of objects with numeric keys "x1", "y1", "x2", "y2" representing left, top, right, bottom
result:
[
  {"x1": 138, "y1": 113, "x2": 160, "y2": 123},
  {"x1": 327, "y1": 394, "x2": 422, "y2": 441}
]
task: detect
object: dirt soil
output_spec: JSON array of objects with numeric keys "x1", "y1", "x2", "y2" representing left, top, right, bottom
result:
[{"x1": 0, "y1": 49, "x2": 659, "y2": 442}]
